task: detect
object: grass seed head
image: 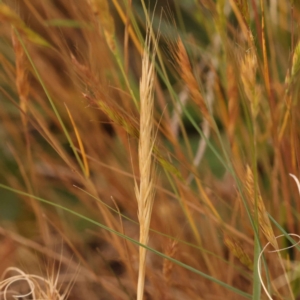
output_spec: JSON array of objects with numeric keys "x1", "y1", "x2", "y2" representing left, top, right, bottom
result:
[
  {"x1": 224, "y1": 235, "x2": 253, "y2": 271},
  {"x1": 173, "y1": 37, "x2": 212, "y2": 126},
  {"x1": 291, "y1": 41, "x2": 300, "y2": 78},
  {"x1": 12, "y1": 29, "x2": 30, "y2": 123},
  {"x1": 245, "y1": 165, "x2": 277, "y2": 248}
]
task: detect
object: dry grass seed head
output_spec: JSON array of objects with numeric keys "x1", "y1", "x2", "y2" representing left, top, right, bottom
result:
[
  {"x1": 135, "y1": 23, "x2": 158, "y2": 300},
  {"x1": 135, "y1": 25, "x2": 157, "y2": 233},
  {"x1": 163, "y1": 239, "x2": 178, "y2": 286},
  {"x1": 226, "y1": 63, "x2": 239, "y2": 141},
  {"x1": 82, "y1": 92, "x2": 139, "y2": 138},
  {"x1": 240, "y1": 49, "x2": 257, "y2": 100},
  {"x1": 245, "y1": 165, "x2": 277, "y2": 248},
  {"x1": 173, "y1": 38, "x2": 212, "y2": 126},
  {"x1": 239, "y1": 36, "x2": 259, "y2": 119},
  {"x1": 224, "y1": 235, "x2": 253, "y2": 271},
  {"x1": 11, "y1": 29, "x2": 29, "y2": 124},
  {"x1": 291, "y1": 40, "x2": 300, "y2": 79}
]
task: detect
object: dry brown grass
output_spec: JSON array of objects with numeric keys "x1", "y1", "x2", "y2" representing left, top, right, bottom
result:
[{"x1": 0, "y1": 1, "x2": 300, "y2": 299}]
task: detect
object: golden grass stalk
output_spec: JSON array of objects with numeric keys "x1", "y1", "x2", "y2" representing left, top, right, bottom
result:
[
  {"x1": 110, "y1": 0, "x2": 143, "y2": 55},
  {"x1": 134, "y1": 26, "x2": 157, "y2": 300}
]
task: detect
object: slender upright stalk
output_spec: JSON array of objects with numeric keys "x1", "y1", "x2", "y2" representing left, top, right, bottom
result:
[{"x1": 135, "y1": 26, "x2": 157, "y2": 300}]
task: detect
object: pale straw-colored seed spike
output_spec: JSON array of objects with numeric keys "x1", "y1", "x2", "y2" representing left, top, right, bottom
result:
[
  {"x1": 245, "y1": 165, "x2": 277, "y2": 248},
  {"x1": 240, "y1": 50, "x2": 257, "y2": 98},
  {"x1": 135, "y1": 25, "x2": 157, "y2": 300},
  {"x1": 240, "y1": 53, "x2": 258, "y2": 111}
]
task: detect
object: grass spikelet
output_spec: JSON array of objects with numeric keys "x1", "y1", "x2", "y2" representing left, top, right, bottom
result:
[
  {"x1": 278, "y1": 40, "x2": 300, "y2": 142},
  {"x1": 155, "y1": 155, "x2": 183, "y2": 179},
  {"x1": 240, "y1": 51, "x2": 257, "y2": 101},
  {"x1": 224, "y1": 235, "x2": 253, "y2": 271},
  {"x1": 291, "y1": 40, "x2": 300, "y2": 78},
  {"x1": 11, "y1": 29, "x2": 29, "y2": 127},
  {"x1": 82, "y1": 92, "x2": 139, "y2": 138},
  {"x1": 163, "y1": 240, "x2": 178, "y2": 286},
  {"x1": 240, "y1": 36, "x2": 259, "y2": 117},
  {"x1": 173, "y1": 38, "x2": 213, "y2": 126},
  {"x1": 245, "y1": 165, "x2": 277, "y2": 249},
  {"x1": 227, "y1": 63, "x2": 239, "y2": 143},
  {"x1": 234, "y1": 0, "x2": 250, "y2": 24},
  {"x1": 134, "y1": 24, "x2": 157, "y2": 300}
]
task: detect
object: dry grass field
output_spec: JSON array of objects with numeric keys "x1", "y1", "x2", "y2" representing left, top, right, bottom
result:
[{"x1": 0, "y1": 0, "x2": 300, "y2": 299}]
